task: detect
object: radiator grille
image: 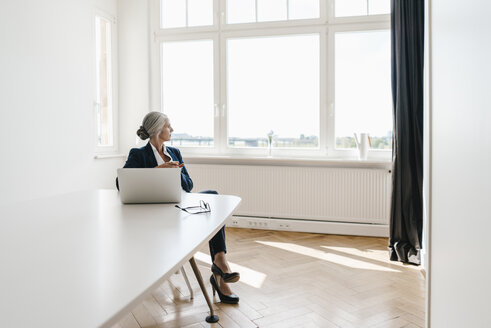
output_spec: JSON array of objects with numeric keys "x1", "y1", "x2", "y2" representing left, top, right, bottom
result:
[{"x1": 187, "y1": 164, "x2": 391, "y2": 225}]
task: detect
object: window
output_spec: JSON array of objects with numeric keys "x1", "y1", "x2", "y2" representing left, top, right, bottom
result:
[
  {"x1": 162, "y1": 40, "x2": 215, "y2": 147},
  {"x1": 335, "y1": 0, "x2": 390, "y2": 17},
  {"x1": 227, "y1": 0, "x2": 320, "y2": 24},
  {"x1": 334, "y1": 30, "x2": 391, "y2": 149},
  {"x1": 151, "y1": 0, "x2": 391, "y2": 158},
  {"x1": 95, "y1": 14, "x2": 115, "y2": 150},
  {"x1": 161, "y1": 0, "x2": 214, "y2": 28},
  {"x1": 227, "y1": 34, "x2": 319, "y2": 148}
]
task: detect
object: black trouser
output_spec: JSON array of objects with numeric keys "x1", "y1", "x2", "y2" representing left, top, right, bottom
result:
[{"x1": 199, "y1": 190, "x2": 226, "y2": 262}]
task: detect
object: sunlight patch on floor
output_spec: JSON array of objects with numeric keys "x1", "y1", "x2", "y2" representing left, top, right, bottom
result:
[
  {"x1": 321, "y1": 245, "x2": 386, "y2": 256},
  {"x1": 194, "y1": 251, "x2": 267, "y2": 288},
  {"x1": 321, "y1": 246, "x2": 421, "y2": 271},
  {"x1": 256, "y1": 241, "x2": 401, "y2": 273}
]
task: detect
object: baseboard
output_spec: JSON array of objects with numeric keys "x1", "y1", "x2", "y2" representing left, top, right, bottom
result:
[{"x1": 227, "y1": 216, "x2": 389, "y2": 237}]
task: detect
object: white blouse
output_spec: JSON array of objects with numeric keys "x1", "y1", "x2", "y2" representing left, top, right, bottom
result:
[{"x1": 149, "y1": 143, "x2": 173, "y2": 166}]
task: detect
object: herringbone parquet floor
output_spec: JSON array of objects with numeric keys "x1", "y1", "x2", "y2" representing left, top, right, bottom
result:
[{"x1": 113, "y1": 228, "x2": 425, "y2": 328}]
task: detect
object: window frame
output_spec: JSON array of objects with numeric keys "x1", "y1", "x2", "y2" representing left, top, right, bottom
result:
[
  {"x1": 149, "y1": 0, "x2": 391, "y2": 160},
  {"x1": 330, "y1": 0, "x2": 391, "y2": 22},
  {"x1": 221, "y1": 26, "x2": 327, "y2": 158},
  {"x1": 159, "y1": 0, "x2": 220, "y2": 32},
  {"x1": 158, "y1": 33, "x2": 220, "y2": 154},
  {"x1": 328, "y1": 20, "x2": 391, "y2": 159},
  {"x1": 220, "y1": 0, "x2": 327, "y2": 29},
  {"x1": 94, "y1": 9, "x2": 118, "y2": 154}
]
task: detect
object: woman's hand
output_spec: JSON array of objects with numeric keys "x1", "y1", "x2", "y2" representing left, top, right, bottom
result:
[{"x1": 155, "y1": 161, "x2": 180, "y2": 168}]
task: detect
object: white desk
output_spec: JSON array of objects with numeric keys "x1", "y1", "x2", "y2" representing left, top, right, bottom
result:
[{"x1": 0, "y1": 190, "x2": 241, "y2": 327}]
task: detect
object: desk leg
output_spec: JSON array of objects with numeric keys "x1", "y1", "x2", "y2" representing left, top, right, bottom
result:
[
  {"x1": 180, "y1": 266, "x2": 194, "y2": 299},
  {"x1": 189, "y1": 256, "x2": 219, "y2": 323}
]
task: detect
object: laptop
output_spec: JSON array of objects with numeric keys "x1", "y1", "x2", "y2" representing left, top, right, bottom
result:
[{"x1": 117, "y1": 168, "x2": 182, "y2": 204}]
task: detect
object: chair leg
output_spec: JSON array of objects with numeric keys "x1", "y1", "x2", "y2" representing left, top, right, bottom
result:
[
  {"x1": 180, "y1": 266, "x2": 194, "y2": 299},
  {"x1": 188, "y1": 256, "x2": 219, "y2": 323}
]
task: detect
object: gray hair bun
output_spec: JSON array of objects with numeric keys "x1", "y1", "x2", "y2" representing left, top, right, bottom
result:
[
  {"x1": 137, "y1": 111, "x2": 168, "y2": 140},
  {"x1": 136, "y1": 125, "x2": 150, "y2": 140}
]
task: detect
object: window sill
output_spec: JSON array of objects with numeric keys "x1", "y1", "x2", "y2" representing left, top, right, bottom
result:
[
  {"x1": 94, "y1": 153, "x2": 126, "y2": 159},
  {"x1": 184, "y1": 155, "x2": 392, "y2": 170}
]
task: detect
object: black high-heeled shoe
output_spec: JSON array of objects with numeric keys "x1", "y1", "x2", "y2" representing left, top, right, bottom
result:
[
  {"x1": 211, "y1": 263, "x2": 240, "y2": 283},
  {"x1": 210, "y1": 274, "x2": 239, "y2": 304}
]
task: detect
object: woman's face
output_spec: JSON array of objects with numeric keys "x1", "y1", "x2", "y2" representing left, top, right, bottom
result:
[{"x1": 157, "y1": 118, "x2": 174, "y2": 142}]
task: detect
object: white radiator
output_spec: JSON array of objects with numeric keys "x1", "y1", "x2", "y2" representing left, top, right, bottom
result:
[{"x1": 187, "y1": 164, "x2": 391, "y2": 225}]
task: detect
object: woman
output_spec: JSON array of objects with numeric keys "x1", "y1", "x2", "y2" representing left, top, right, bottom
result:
[{"x1": 119, "y1": 111, "x2": 239, "y2": 304}]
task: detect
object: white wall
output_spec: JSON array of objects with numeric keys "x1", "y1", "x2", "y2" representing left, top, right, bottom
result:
[
  {"x1": 422, "y1": 0, "x2": 431, "y2": 273},
  {"x1": 0, "y1": 0, "x2": 123, "y2": 206},
  {"x1": 429, "y1": 0, "x2": 491, "y2": 326},
  {"x1": 117, "y1": 0, "x2": 150, "y2": 154}
]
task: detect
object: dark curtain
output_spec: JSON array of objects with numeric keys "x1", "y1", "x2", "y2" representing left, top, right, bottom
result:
[{"x1": 389, "y1": 0, "x2": 425, "y2": 265}]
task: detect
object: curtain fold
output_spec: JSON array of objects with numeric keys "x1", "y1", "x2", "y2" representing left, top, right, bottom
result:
[{"x1": 389, "y1": 0, "x2": 425, "y2": 265}]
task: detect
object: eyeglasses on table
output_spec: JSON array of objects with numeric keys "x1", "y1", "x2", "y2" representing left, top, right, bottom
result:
[{"x1": 175, "y1": 200, "x2": 211, "y2": 214}]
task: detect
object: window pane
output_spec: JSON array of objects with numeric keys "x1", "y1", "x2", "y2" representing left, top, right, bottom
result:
[
  {"x1": 289, "y1": 0, "x2": 320, "y2": 20},
  {"x1": 257, "y1": 0, "x2": 287, "y2": 22},
  {"x1": 227, "y1": 0, "x2": 256, "y2": 24},
  {"x1": 188, "y1": 0, "x2": 213, "y2": 27},
  {"x1": 368, "y1": 0, "x2": 390, "y2": 15},
  {"x1": 161, "y1": 0, "x2": 186, "y2": 28},
  {"x1": 227, "y1": 35, "x2": 319, "y2": 148},
  {"x1": 335, "y1": 0, "x2": 367, "y2": 17},
  {"x1": 334, "y1": 30, "x2": 392, "y2": 149},
  {"x1": 162, "y1": 40, "x2": 214, "y2": 147},
  {"x1": 95, "y1": 16, "x2": 113, "y2": 147}
]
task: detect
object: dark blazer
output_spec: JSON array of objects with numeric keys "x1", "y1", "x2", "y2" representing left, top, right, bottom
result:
[{"x1": 116, "y1": 142, "x2": 193, "y2": 192}]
